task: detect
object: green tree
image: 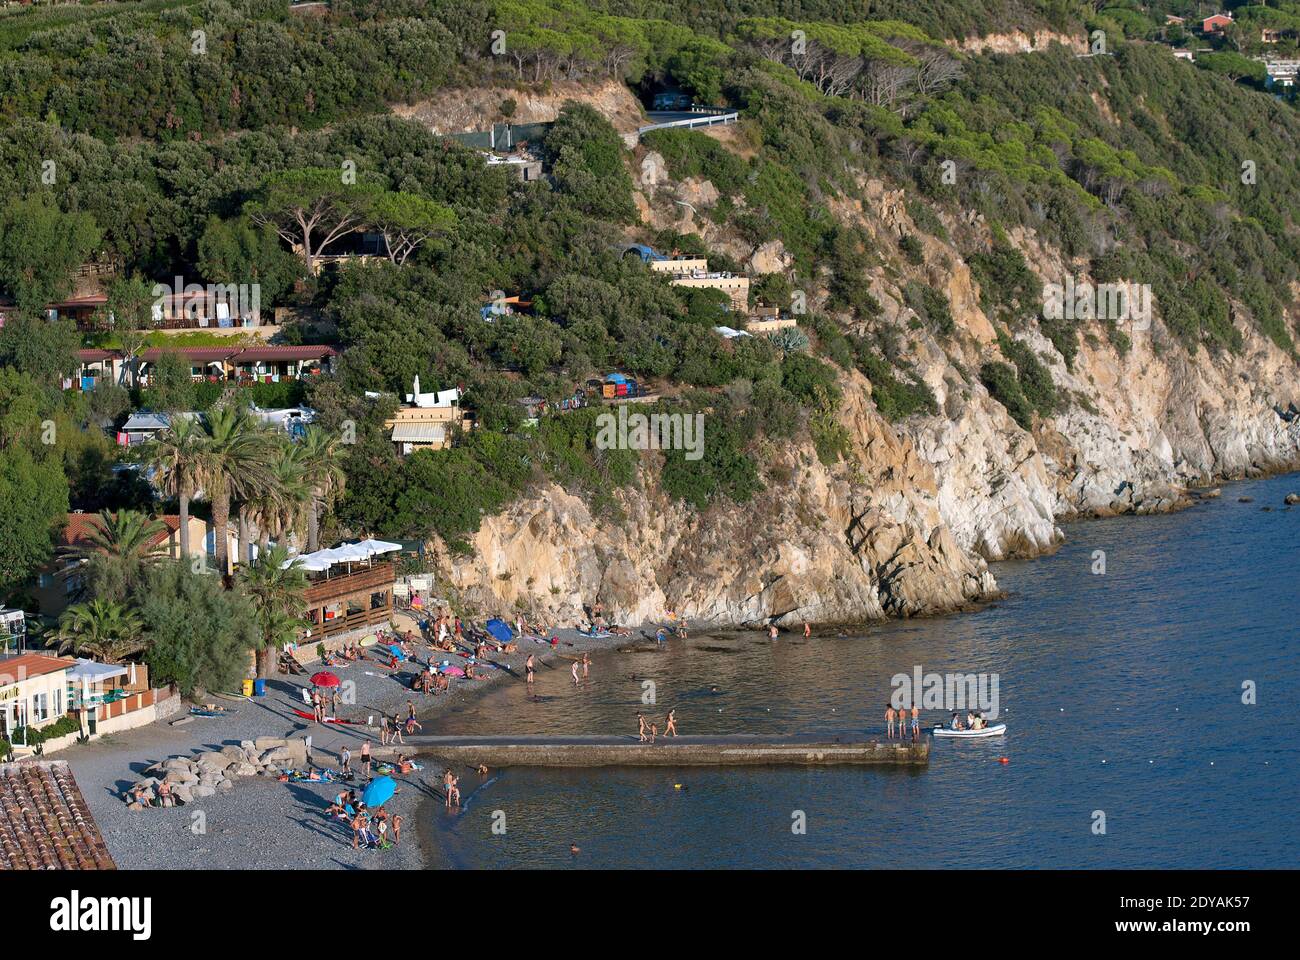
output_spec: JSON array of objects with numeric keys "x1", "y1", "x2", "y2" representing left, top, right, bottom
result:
[
  {"x1": 0, "y1": 194, "x2": 101, "y2": 309},
  {"x1": 296, "y1": 425, "x2": 347, "y2": 552},
  {"x1": 245, "y1": 168, "x2": 382, "y2": 275},
  {"x1": 0, "y1": 310, "x2": 80, "y2": 386},
  {"x1": 0, "y1": 369, "x2": 68, "y2": 596},
  {"x1": 140, "y1": 416, "x2": 207, "y2": 560},
  {"x1": 369, "y1": 191, "x2": 456, "y2": 265},
  {"x1": 194, "y1": 408, "x2": 275, "y2": 576},
  {"x1": 59, "y1": 509, "x2": 169, "y2": 602},
  {"x1": 197, "y1": 215, "x2": 301, "y2": 306},
  {"x1": 237, "y1": 544, "x2": 307, "y2": 679},
  {"x1": 52, "y1": 599, "x2": 146, "y2": 664},
  {"x1": 139, "y1": 561, "x2": 259, "y2": 698}
]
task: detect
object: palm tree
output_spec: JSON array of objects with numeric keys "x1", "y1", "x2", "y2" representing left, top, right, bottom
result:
[
  {"x1": 238, "y1": 544, "x2": 307, "y2": 678},
  {"x1": 142, "y1": 416, "x2": 208, "y2": 559},
  {"x1": 53, "y1": 599, "x2": 147, "y2": 664},
  {"x1": 243, "y1": 442, "x2": 310, "y2": 562},
  {"x1": 296, "y1": 425, "x2": 347, "y2": 552},
  {"x1": 61, "y1": 510, "x2": 169, "y2": 601},
  {"x1": 196, "y1": 408, "x2": 274, "y2": 576}
]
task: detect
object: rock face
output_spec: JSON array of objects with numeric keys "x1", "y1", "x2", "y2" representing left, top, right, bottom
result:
[
  {"x1": 441, "y1": 366, "x2": 999, "y2": 629},
  {"x1": 418, "y1": 82, "x2": 1300, "y2": 629},
  {"x1": 433, "y1": 231, "x2": 1300, "y2": 631}
]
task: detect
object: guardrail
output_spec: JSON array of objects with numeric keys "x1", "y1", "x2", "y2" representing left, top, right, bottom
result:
[{"x1": 638, "y1": 111, "x2": 739, "y2": 138}]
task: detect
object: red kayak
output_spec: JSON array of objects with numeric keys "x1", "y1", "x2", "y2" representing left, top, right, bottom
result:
[{"x1": 291, "y1": 708, "x2": 362, "y2": 725}]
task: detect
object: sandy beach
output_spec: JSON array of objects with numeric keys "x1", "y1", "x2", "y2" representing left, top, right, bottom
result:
[{"x1": 58, "y1": 612, "x2": 645, "y2": 869}]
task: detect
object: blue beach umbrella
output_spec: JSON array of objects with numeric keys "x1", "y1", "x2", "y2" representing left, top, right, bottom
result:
[
  {"x1": 485, "y1": 618, "x2": 513, "y2": 643},
  {"x1": 362, "y1": 776, "x2": 396, "y2": 808}
]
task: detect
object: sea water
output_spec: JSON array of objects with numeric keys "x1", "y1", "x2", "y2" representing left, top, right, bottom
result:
[{"x1": 421, "y1": 473, "x2": 1300, "y2": 869}]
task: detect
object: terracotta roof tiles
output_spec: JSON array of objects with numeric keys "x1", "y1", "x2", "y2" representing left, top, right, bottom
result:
[{"x1": 0, "y1": 760, "x2": 116, "y2": 870}]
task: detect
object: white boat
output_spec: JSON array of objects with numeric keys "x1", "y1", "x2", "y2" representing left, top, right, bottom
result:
[{"x1": 932, "y1": 723, "x2": 1006, "y2": 738}]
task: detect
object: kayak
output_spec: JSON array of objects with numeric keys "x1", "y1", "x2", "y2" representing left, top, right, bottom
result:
[{"x1": 932, "y1": 723, "x2": 1006, "y2": 738}]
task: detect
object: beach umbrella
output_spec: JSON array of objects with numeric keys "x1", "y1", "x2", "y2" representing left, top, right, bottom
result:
[
  {"x1": 485, "y1": 618, "x2": 513, "y2": 643},
  {"x1": 362, "y1": 776, "x2": 396, "y2": 808},
  {"x1": 310, "y1": 671, "x2": 340, "y2": 688}
]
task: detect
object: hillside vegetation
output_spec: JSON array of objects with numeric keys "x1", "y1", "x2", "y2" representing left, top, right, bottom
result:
[{"x1": 0, "y1": 0, "x2": 1297, "y2": 591}]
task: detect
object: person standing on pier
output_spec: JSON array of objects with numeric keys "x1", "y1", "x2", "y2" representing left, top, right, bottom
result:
[
  {"x1": 638, "y1": 713, "x2": 649, "y2": 742},
  {"x1": 911, "y1": 704, "x2": 920, "y2": 742},
  {"x1": 886, "y1": 704, "x2": 896, "y2": 739}
]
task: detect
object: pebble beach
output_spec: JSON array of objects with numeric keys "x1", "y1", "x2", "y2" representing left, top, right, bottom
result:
[{"x1": 58, "y1": 611, "x2": 643, "y2": 869}]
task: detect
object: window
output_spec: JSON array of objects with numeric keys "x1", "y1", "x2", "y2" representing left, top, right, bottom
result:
[
  {"x1": 53, "y1": 688, "x2": 62, "y2": 716},
  {"x1": 38, "y1": 573, "x2": 52, "y2": 588},
  {"x1": 32, "y1": 692, "x2": 49, "y2": 723}
]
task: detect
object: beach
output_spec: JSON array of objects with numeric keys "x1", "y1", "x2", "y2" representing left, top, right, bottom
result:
[{"x1": 58, "y1": 612, "x2": 641, "y2": 869}]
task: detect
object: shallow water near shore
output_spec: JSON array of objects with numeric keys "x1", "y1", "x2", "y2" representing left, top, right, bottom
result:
[{"x1": 422, "y1": 473, "x2": 1300, "y2": 869}]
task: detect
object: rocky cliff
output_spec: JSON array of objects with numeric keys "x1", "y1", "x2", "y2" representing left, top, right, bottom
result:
[{"x1": 425, "y1": 95, "x2": 1300, "y2": 630}]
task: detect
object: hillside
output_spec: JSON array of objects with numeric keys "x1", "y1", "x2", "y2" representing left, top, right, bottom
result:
[{"x1": 1, "y1": 0, "x2": 1298, "y2": 630}]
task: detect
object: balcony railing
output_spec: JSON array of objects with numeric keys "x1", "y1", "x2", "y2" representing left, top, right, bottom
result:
[{"x1": 303, "y1": 561, "x2": 395, "y2": 605}]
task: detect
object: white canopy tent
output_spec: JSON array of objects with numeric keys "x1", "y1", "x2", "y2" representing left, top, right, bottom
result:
[{"x1": 282, "y1": 540, "x2": 402, "y2": 575}]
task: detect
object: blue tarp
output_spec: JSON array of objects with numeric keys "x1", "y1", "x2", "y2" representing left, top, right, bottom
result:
[
  {"x1": 485, "y1": 618, "x2": 513, "y2": 643},
  {"x1": 605, "y1": 373, "x2": 628, "y2": 384}
]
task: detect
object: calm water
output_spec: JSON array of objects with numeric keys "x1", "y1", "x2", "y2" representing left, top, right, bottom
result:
[{"x1": 423, "y1": 474, "x2": 1300, "y2": 868}]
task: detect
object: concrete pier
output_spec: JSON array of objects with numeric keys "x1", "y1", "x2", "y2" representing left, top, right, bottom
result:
[{"x1": 396, "y1": 733, "x2": 928, "y2": 768}]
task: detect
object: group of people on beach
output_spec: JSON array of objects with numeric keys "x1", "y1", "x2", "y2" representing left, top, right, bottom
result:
[
  {"x1": 637, "y1": 709, "x2": 678, "y2": 743},
  {"x1": 328, "y1": 789, "x2": 403, "y2": 850}
]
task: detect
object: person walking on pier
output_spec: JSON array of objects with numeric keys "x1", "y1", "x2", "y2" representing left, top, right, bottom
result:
[
  {"x1": 886, "y1": 704, "x2": 897, "y2": 739},
  {"x1": 665, "y1": 709, "x2": 678, "y2": 737},
  {"x1": 638, "y1": 713, "x2": 649, "y2": 742}
]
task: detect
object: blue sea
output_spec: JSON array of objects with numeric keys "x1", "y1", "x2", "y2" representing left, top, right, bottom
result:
[{"x1": 422, "y1": 473, "x2": 1300, "y2": 868}]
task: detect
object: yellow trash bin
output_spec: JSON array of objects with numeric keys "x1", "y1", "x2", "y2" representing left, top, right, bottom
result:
[{"x1": 242, "y1": 679, "x2": 255, "y2": 698}]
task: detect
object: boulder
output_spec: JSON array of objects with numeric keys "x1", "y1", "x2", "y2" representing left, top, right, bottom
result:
[
  {"x1": 171, "y1": 785, "x2": 193, "y2": 804},
  {"x1": 217, "y1": 780, "x2": 233, "y2": 791},
  {"x1": 254, "y1": 737, "x2": 288, "y2": 752},
  {"x1": 220, "y1": 745, "x2": 246, "y2": 761},
  {"x1": 191, "y1": 784, "x2": 216, "y2": 799},
  {"x1": 230, "y1": 762, "x2": 258, "y2": 778}
]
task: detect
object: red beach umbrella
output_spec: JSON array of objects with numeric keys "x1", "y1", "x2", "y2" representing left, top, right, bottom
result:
[{"x1": 310, "y1": 671, "x2": 341, "y2": 688}]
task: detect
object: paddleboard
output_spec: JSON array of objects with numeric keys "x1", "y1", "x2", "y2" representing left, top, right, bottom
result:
[{"x1": 360, "y1": 635, "x2": 379, "y2": 647}]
